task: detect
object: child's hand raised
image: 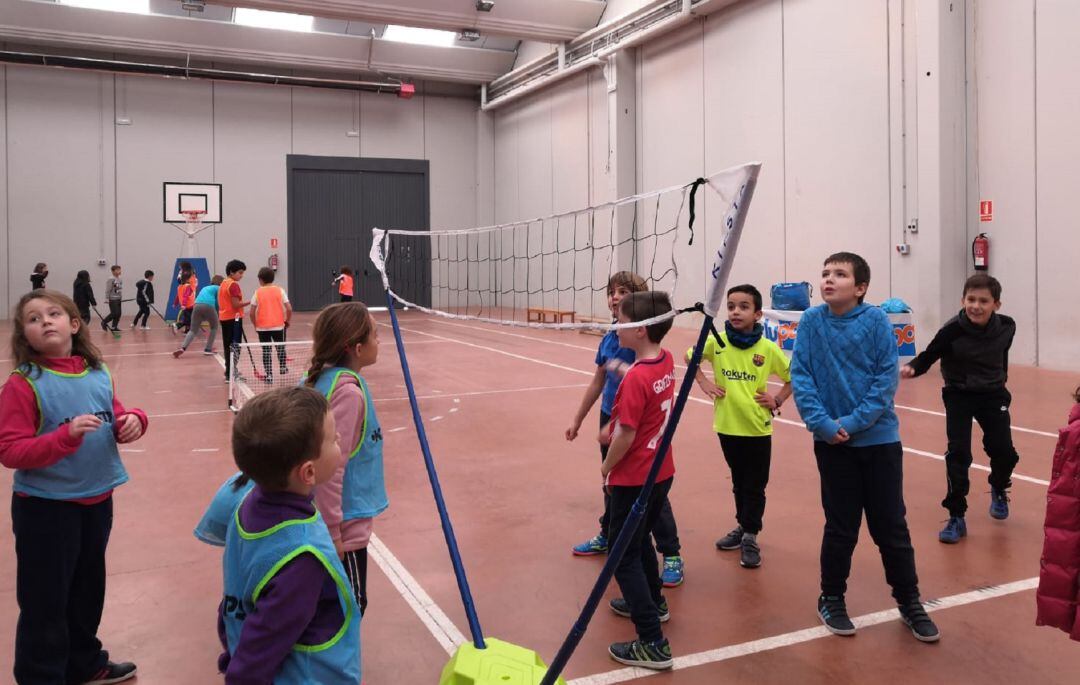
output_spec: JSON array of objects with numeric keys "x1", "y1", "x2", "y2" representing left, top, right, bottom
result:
[
  {"x1": 68, "y1": 415, "x2": 103, "y2": 439},
  {"x1": 114, "y1": 414, "x2": 145, "y2": 443}
]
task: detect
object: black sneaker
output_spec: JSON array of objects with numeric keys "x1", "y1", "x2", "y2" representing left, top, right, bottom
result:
[
  {"x1": 100, "y1": 321, "x2": 109, "y2": 332},
  {"x1": 715, "y1": 525, "x2": 744, "y2": 550},
  {"x1": 609, "y1": 596, "x2": 670, "y2": 622},
  {"x1": 818, "y1": 594, "x2": 856, "y2": 636},
  {"x1": 608, "y1": 638, "x2": 673, "y2": 670},
  {"x1": 898, "y1": 601, "x2": 941, "y2": 643},
  {"x1": 83, "y1": 661, "x2": 137, "y2": 684},
  {"x1": 740, "y1": 536, "x2": 761, "y2": 569}
]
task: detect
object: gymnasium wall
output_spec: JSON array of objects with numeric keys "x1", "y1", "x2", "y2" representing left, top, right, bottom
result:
[
  {"x1": 0, "y1": 64, "x2": 484, "y2": 319},
  {"x1": 967, "y1": 0, "x2": 1080, "y2": 371}
]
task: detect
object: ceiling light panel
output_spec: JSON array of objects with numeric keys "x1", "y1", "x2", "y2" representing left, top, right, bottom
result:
[
  {"x1": 382, "y1": 24, "x2": 456, "y2": 48},
  {"x1": 234, "y1": 8, "x2": 314, "y2": 32},
  {"x1": 60, "y1": 0, "x2": 150, "y2": 13}
]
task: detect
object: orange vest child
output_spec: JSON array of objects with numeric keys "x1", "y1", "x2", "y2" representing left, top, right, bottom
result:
[
  {"x1": 253, "y1": 285, "x2": 287, "y2": 331},
  {"x1": 218, "y1": 276, "x2": 243, "y2": 321}
]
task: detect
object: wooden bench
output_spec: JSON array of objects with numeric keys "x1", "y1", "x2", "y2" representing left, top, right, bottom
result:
[
  {"x1": 575, "y1": 315, "x2": 609, "y2": 336},
  {"x1": 526, "y1": 307, "x2": 576, "y2": 324}
]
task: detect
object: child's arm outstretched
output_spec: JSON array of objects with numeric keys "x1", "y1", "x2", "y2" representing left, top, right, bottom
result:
[
  {"x1": 566, "y1": 365, "x2": 606, "y2": 441},
  {"x1": 901, "y1": 321, "x2": 960, "y2": 378}
]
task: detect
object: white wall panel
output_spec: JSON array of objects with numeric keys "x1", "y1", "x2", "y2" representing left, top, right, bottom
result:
[
  {"x1": 782, "y1": 0, "x2": 891, "y2": 295},
  {"x1": 7, "y1": 68, "x2": 115, "y2": 315},
  {"x1": 292, "y1": 89, "x2": 360, "y2": 158},
  {"x1": 212, "y1": 82, "x2": 291, "y2": 289},
  {"x1": 115, "y1": 75, "x2": 214, "y2": 312},
  {"x1": 360, "y1": 90, "x2": 424, "y2": 159},
  {"x1": 426, "y1": 96, "x2": 478, "y2": 230},
  {"x1": 970, "y1": 0, "x2": 1036, "y2": 363},
  {"x1": 1035, "y1": 0, "x2": 1080, "y2": 370},
  {"x1": 702, "y1": 0, "x2": 785, "y2": 300}
]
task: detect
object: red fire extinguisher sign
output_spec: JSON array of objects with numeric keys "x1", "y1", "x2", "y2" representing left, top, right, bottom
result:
[
  {"x1": 270, "y1": 237, "x2": 279, "y2": 249},
  {"x1": 979, "y1": 200, "x2": 993, "y2": 222}
]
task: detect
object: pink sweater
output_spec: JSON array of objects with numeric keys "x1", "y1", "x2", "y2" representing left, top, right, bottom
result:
[{"x1": 314, "y1": 374, "x2": 373, "y2": 553}]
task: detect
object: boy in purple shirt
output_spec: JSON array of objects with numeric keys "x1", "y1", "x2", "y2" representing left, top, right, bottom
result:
[{"x1": 218, "y1": 387, "x2": 361, "y2": 684}]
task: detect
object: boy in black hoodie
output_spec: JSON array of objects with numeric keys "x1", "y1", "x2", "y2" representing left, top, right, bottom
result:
[{"x1": 901, "y1": 274, "x2": 1019, "y2": 543}]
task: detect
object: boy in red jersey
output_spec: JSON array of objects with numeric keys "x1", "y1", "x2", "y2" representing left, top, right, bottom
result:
[{"x1": 600, "y1": 291, "x2": 676, "y2": 670}]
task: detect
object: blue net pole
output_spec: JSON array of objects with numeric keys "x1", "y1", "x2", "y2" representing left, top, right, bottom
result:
[
  {"x1": 540, "y1": 309, "x2": 713, "y2": 684},
  {"x1": 384, "y1": 291, "x2": 486, "y2": 649}
]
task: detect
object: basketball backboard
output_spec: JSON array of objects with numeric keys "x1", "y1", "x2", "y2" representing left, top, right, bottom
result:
[{"x1": 163, "y1": 182, "x2": 222, "y2": 223}]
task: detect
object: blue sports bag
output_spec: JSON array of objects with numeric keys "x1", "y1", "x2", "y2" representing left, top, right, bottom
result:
[{"x1": 770, "y1": 282, "x2": 812, "y2": 311}]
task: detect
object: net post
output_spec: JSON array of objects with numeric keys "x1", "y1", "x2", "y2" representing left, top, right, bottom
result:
[{"x1": 383, "y1": 289, "x2": 486, "y2": 649}]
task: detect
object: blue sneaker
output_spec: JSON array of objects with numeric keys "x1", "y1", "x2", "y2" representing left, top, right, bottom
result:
[
  {"x1": 661, "y1": 556, "x2": 684, "y2": 587},
  {"x1": 938, "y1": 516, "x2": 967, "y2": 544},
  {"x1": 989, "y1": 489, "x2": 1010, "y2": 520},
  {"x1": 572, "y1": 533, "x2": 608, "y2": 556}
]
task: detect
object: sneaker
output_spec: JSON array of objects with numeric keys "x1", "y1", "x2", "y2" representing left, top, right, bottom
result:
[
  {"x1": 609, "y1": 596, "x2": 670, "y2": 623},
  {"x1": 938, "y1": 516, "x2": 967, "y2": 544},
  {"x1": 661, "y1": 556, "x2": 684, "y2": 587},
  {"x1": 100, "y1": 321, "x2": 109, "y2": 332},
  {"x1": 715, "y1": 526, "x2": 744, "y2": 550},
  {"x1": 818, "y1": 594, "x2": 856, "y2": 636},
  {"x1": 110, "y1": 328, "x2": 120, "y2": 332},
  {"x1": 130, "y1": 322, "x2": 136, "y2": 329},
  {"x1": 173, "y1": 348, "x2": 185, "y2": 358},
  {"x1": 280, "y1": 367, "x2": 289, "y2": 376},
  {"x1": 607, "y1": 638, "x2": 673, "y2": 671},
  {"x1": 203, "y1": 350, "x2": 215, "y2": 355},
  {"x1": 740, "y1": 535, "x2": 761, "y2": 569},
  {"x1": 83, "y1": 661, "x2": 137, "y2": 684},
  {"x1": 990, "y1": 488, "x2": 1010, "y2": 520},
  {"x1": 572, "y1": 533, "x2": 608, "y2": 556},
  {"x1": 263, "y1": 375, "x2": 273, "y2": 384},
  {"x1": 898, "y1": 601, "x2": 941, "y2": 643},
  {"x1": 140, "y1": 326, "x2": 151, "y2": 330}
]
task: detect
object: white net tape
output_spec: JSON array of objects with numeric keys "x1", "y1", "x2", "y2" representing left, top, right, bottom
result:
[
  {"x1": 370, "y1": 163, "x2": 761, "y2": 330},
  {"x1": 228, "y1": 340, "x2": 313, "y2": 411}
]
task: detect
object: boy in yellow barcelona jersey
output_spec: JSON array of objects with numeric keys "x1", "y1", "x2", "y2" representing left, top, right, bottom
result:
[{"x1": 689, "y1": 284, "x2": 791, "y2": 569}]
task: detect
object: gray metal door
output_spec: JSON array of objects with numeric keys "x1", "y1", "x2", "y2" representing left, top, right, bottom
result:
[{"x1": 287, "y1": 156, "x2": 429, "y2": 311}]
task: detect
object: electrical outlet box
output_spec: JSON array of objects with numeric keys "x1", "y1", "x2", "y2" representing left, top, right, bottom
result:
[
  {"x1": 97, "y1": 259, "x2": 107, "y2": 266},
  {"x1": 896, "y1": 244, "x2": 910, "y2": 255}
]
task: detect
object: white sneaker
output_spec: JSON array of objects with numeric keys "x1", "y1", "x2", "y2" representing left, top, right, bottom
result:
[{"x1": 140, "y1": 326, "x2": 151, "y2": 330}]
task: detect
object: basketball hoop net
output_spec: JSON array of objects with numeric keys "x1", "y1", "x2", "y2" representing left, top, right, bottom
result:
[{"x1": 179, "y1": 209, "x2": 208, "y2": 237}]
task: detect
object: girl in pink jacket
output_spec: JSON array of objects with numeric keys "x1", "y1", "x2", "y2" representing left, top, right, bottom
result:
[{"x1": 1037, "y1": 384, "x2": 1080, "y2": 641}]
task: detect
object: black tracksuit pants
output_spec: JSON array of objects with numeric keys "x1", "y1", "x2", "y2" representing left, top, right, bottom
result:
[
  {"x1": 815, "y1": 441, "x2": 920, "y2": 603},
  {"x1": 598, "y1": 412, "x2": 680, "y2": 556},
  {"x1": 718, "y1": 434, "x2": 772, "y2": 535},
  {"x1": 941, "y1": 387, "x2": 1020, "y2": 517},
  {"x1": 11, "y1": 494, "x2": 113, "y2": 684}
]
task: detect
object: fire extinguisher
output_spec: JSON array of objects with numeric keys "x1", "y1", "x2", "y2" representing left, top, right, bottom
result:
[
  {"x1": 268, "y1": 253, "x2": 279, "y2": 271},
  {"x1": 972, "y1": 233, "x2": 989, "y2": 271}
]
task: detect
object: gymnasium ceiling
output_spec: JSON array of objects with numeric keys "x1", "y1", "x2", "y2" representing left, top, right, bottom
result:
[{"x1": 0, "y1": 0, "x2": 609, "y2": 89}]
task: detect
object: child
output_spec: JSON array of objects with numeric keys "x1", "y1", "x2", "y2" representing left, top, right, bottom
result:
[
  {"x1": 218, "y1": 260, "x2": 250, "y2": 382},
  {"x1": 175, "y1": 274, "x2": 223, "y2": 357},
  {"x1": 566, "y1": 271, "x2": 685, "y2": 587},
  {"x1": 101, "y1": 265, "x2": 122, "y2": 332},
  {"x1": 132, "y1": 270, "x2": 154, "y2": 330},
  {"x1": 901, "y1": 274, "x2": 1020, "y2": 543},
  {"x1": 691, "y1": 284, "x2": 792, "y2": 569},
  {"x1": 790, "y1": 252, "x2": 939, "y2": 643},
  {"x1": 306, "y1": 302, "x2": 387, "y2": 616},
  {"x1": 250, "y1": 267, "x2": 293, "y2": 382},
  {"x1": 601, "y1": 291, "x2": 677, "y2": 670},
  {"x1": 1036, "y1": 384, "x2": 1080, "y2": 641},
  {"x1": 335, "y1": 266, "x2": 355, "y2": 302},
  {"x1": 0, "y1": 289, "x2": 147, "y2": 684},
  {"x1": 30, "y1": 262, "x2": 48, "y2": 290},
  {"x1": 175, "y1": 272, "x2": 196, "y2": 334},
  {"x1": 219, "y1": 386, "x2": 361, "y2": 684},
  {"x1": 73, "y1": 270, "x2": 97, "y2": 324}
]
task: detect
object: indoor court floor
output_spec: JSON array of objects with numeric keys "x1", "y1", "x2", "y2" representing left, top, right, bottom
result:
[{"x1": 1, "y1": 309, "x2": 1077, "y2": 684}]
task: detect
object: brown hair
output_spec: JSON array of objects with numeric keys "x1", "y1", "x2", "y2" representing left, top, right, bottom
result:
[
  {"x1": 1073, "y1": 384, "x2": 1080, "y2": 404},
  {"x1": 11, "y1": 290, "x2": 104, "y2": 375},
  {"x1": 257, "y1": 267, "x2": 275, "y2": 283},
  {"x1": 619, "y1": 291, "x2": 674, "y2": 343},
  {"x1": 33, "y1": 262, "x2": 46, "y2": 274},
  {"x1": 963, "y1": 273, "x2": 1002, "y2": 301},
  {"x1": 340, "y1": 266, "x2": 353, "y2": 276},
  {"x1": 305, "y1": 302, "x2": 375, "y2": 387},
  {"x1": 232, "y1": 386, "x2": 328, "y2": 490},
  {"x1": 824, "y1": 252, "x2": 871, "y2": 304},
  {"x1": 608, "y1": 270, "x2": 648, "y2": 295},
  {"x1": 211, "y1": 274, "x2": 225, "y2": 285}
]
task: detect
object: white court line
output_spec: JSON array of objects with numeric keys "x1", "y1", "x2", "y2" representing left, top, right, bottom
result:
[
  {"x1": 375, "y1": 383, "x2": 588, "y2": 404},
  {"x1": 567, "y1": 577, "x2": 1039, "y2": 684},
  {"x1": 148, "y1": 409, "x2": 231, "y2": 418},
  {"x1": 420, "y1": 319, "x2": 1058, "y2": 438},
  {"x1": 119, "y1": 448, "x2": 145, "y2": 453},
  {"x1": 367, "y1": 533, "x2": 467, "y2": 655},
  {"x1": 191, "y1": 448, "x2": 219, "y2": 453}
]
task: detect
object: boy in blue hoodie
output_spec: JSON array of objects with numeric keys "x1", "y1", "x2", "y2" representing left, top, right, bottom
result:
[{"x1": 790, "y1": 252, "x2": 940, "y2": 643}]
